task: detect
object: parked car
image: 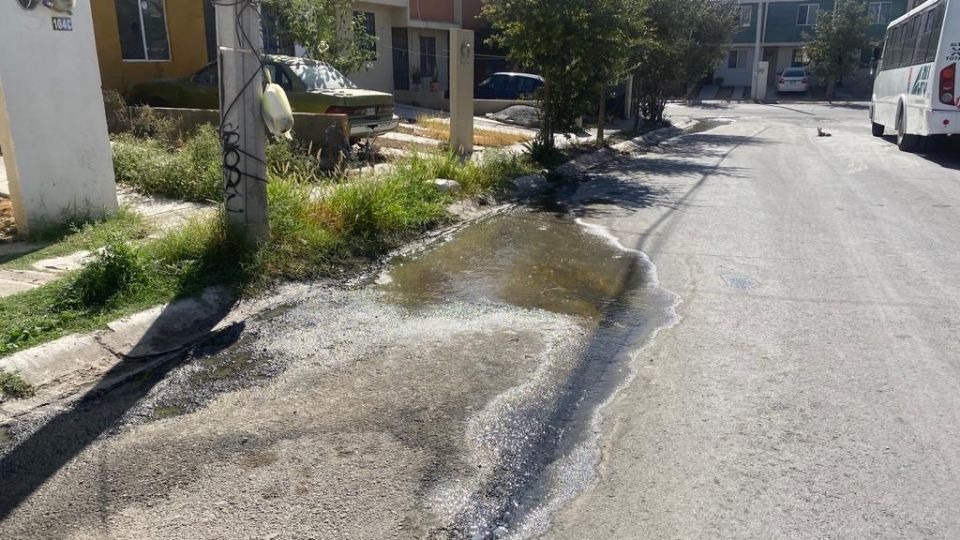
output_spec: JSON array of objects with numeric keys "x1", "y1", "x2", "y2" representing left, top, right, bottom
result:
[
  {"x1": 129, "y1": 55, "x2": 399, "y2": 141},
  {"x1": 777, "y1": 67, "x2": 810, "y2": 94},
  {"x1": 475, "y1": 72, "x2": 544, "y2": 100}
]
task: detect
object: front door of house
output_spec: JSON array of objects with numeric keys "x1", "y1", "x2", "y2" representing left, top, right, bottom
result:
[
  {"x1": 763, "y1": 47, "x2": 779, "y2": 86},
  {"x1": 392, "y1": 28, "x2": 409, "y2": 91}
]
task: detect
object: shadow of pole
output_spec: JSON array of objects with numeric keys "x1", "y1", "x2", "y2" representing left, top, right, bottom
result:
[{"x1": 0, "y1": 291, "x2": 237, "y2": 520}]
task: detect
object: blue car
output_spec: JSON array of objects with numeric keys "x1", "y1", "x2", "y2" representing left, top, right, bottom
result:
[{"x1": 475, "y1": 72, "x2": 544, "y2": 100}]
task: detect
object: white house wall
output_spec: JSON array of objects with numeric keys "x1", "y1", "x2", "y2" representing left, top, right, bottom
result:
[
  {"x1": 347, "y1": 2, "x2": 400, "y2": 93},
  {"x1": 0, "y1": 0, "x2": 118, "y2": 232},
  {"x1": 715, "y1": 47, "x2": 756, "y2": 86}
]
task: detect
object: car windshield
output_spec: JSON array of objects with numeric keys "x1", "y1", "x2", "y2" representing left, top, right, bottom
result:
[
  {"x1": 284, "y1": 58, "x2": 357, "y2": 91},
  {"x1": 783, "y1": 69, "x2": 806, "y2": 78}
]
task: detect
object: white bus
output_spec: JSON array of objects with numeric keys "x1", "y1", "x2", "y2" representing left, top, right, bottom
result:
[{"x1": 870, "y1": 0, "x2": 959, "y2": 151}]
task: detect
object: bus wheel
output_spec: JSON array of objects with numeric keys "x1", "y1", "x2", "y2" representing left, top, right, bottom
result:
[
  {"x1": 897, "y1": 110, "x2": 921, "y2": 152},
  {"x1": 871, "y1": 122, "x2": 885, "y2": 137}
]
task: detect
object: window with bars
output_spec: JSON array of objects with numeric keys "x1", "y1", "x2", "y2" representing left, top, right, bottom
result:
[
  {"x1": 354, "y1": 11, "x2": 377, "y2": 59},
  {"x1": 419, "y1": 36, "x2": 437, "y2": 80},
  {"x1": 727, "y1": 50, "x2": 745, "y2": 69},
  {"x1": 791, "y1": 48, "x2": 808, "y2": 66},
  {"x1": 115, "y1": 0, "x2": 170, "y2": 61}
]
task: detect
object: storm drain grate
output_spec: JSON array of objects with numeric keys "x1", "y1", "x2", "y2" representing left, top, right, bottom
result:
[{"x1": 721, "y1": 273, "x2": 760, "y2": 290}]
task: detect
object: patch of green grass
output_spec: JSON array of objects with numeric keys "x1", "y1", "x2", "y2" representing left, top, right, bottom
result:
[
  {"x1": 60, "y1": 236, "x2": 149, "y2": 309},
  {"x1": 0, "y1": 207, "x2": 149, "y2": 269},
  {"x1": 0, "y1": 371, "x2": 35, "y2": 400},
  {"x1": 0, "y1": 149, "x2": 536, "y2": 357},
  {"x1": 112, "y1": 124, "x2": 222, "y2": 203}
]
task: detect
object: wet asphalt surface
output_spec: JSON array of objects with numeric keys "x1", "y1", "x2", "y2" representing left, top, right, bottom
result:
[
  {"x1": 4, "y1": 103, "x2": 959, "y2": 539},
  {"x1": 0, "y1": 194, "x2": 676, "y2": 537},
  {"x1": 548, "y1": 103, "x2": 960, "y2": 539}
]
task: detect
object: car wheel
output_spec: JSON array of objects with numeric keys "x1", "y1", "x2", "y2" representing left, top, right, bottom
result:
[
  {"x1": 896, "y1": 109, "x2": 920, "y2": 152},
  {"x1": 871, "y1": 122, "x2": 885, "y2": 137}
]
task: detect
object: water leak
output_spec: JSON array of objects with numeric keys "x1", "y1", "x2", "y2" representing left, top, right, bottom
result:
[
  {"x1": 381, "y1": 211, "x2": 649, "y2": 319},
  {"x1": 378, "y1": 209, "x2": 678, "y2": 539}
]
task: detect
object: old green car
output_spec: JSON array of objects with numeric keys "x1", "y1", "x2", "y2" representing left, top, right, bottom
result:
[{"x1": 129, "y1": 55, "x2": 398, "y2": 141}]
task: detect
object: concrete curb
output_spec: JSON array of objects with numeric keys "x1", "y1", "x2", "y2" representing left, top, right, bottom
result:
[
  {"x1": 0, "y1": 287, "x2": 234, "y2": 424},
  {"x1": 554, "y1": 118, "x2": 699, "y2": 178}
]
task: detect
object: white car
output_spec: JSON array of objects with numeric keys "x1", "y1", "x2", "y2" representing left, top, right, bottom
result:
[{"x1": 777, "y1": 68, "x2": 810, "y2": 93}]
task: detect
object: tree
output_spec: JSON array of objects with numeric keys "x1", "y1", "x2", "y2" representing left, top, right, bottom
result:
[
  {"x1": 804, "y1": 0, "x2": 871, "y2": 100},
  {"x1": 262, "y1": 0, "x2": 376, "y2": 75},
  {"x1": 629, "y1": 0, "x2": 738, "y2": 125},
  {"x1": 482, "y1": 0, "x2": 643, "y2": 151}
]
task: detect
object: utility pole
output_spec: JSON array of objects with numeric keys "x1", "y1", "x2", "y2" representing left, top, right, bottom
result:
[{"x1": 216, "y1": 0, "x2": 269, "y2": 245}]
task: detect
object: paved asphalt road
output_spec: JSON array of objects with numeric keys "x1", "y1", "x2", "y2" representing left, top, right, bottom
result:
[
  {"x1": 2, "y1": 103, "x2": 959, "y2": 539},
  {"x1": 549, "y1": 103, "x2": 960, "y2": 539}
]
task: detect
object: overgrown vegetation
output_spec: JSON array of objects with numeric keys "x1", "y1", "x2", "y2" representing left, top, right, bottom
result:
[
  {"x1": 0, "y1": 371, "x2": 35, "y2": 400},
  {"x1": 0, "y1": 207, "x2": 149, "y2": 268},
  {"x1": 0, "y1": 147, "x2": 535, "y2": 356},
  {"x1": 483, "y1": 0, "x2": 640, "y2": 150},
  {"x1": 482, "y1": 0, "x2": 737, "y2": 141},
  {"x1": 112, "y1": 124, "x2": 328, "y2": 202}
]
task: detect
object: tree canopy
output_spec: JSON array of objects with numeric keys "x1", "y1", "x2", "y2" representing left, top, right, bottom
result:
[
  {"x1": 804, "y1": 0, "x2": 872, "y2": 99},
  {"x1": 629, "y1": 0, "x2": 739, "y2": 124},
  {"x1": 482, "y1": 0, "x2": 643, "y2": 149},
  {"x1": 262, "y1": 0, "x2": 377, "y2": 75}
]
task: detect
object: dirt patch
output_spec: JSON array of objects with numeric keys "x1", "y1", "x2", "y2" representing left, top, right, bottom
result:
[{"x1": 0, "y1": 198, "x2": 16, "y2": 242}]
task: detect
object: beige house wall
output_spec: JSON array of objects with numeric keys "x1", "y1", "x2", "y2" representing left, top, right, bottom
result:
[{"x1": 348, "y1": 3, "x2": 403, "y2": 93}]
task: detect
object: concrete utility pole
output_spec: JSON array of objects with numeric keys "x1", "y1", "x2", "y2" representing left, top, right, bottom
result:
[
  {"x1": 216, "y1": 0, "x2": 269, "y2": 244},
  {"x1": 751, "y1": 1, "x2": 769, "y2": 102},
  {"x1": 449, "y1": 28, "x2": 475, "y2": 155}
]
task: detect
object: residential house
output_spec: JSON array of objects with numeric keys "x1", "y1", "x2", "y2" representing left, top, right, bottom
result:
[
  {"x1": 713, "y1": 0, "x2": 910, "y2": 89},
  {"x1": 91, "y1": 0, "x2": 484, "y2": 105},
  {"x1": 91, "y1": 0, "x2": 216, "y2": 93},
  {"x1": 345, "y1": 0, "x2": 485, "y2": 107}
]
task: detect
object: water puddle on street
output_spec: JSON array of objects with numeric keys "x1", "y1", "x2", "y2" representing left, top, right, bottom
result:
[
  {"x1": 381, "y1": 211, "x2": 646, "y2": 319},
  {"x1": 378, "y1": 209, "x2": 678, "y2": 539}
]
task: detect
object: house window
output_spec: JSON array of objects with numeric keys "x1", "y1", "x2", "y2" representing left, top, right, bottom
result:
[
  {"x1": 868, "y1": 2, "x2": 892, "y2": 25},
  {"x1": 791, "y1": 48, "x2": 808, "y2": 66},
  {"x1": 115, "y1": 0, "x2": 170, "y2": 61},
  {"x1": 419, "y1": 36, "x2": 437, "y2": 80},
  {"x1": 739, "y1": 6, "x2": 752, "y2": 27},
  {"x1": 797, "y1": 3, "x2": 819, "y2": 26},
  {"x1": 354, "y1": 11, "x2": 377, "y2": 58},
  {"x1": 727, "y1": 50, "x2": 745, "y2": 69}
]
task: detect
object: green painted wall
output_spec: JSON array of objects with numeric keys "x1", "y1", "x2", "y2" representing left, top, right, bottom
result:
[{"x1": 731, "y1": 0, "x2": 910, "y2": 45}]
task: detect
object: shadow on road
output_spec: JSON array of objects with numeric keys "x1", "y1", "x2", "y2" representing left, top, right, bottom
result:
[
  {"x1": 917, "y1": 136, "x2": 960, "y2": 171},
  {"x1": 0, "y1": 294, "x2": 238, "y2": 520}
]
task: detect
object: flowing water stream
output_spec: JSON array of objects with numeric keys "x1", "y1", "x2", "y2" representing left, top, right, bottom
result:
[
  {"x1": 0, "y1": 197, "x2": 679, "y2": 540},
  {"x1": 379, "y1": 208, "x2": 678, "y2": 539}
]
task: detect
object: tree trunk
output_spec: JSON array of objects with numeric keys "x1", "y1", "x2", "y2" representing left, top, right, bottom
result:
[
  {"x1": 596, "y1": 94, "x2": 606, "y2": 147},
  {"x1": 826, "y1": 78, "x2": 836, "y2": 101},
  {"x1": 541, "y1": 78, "x2": 554, "y2": 149}
]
